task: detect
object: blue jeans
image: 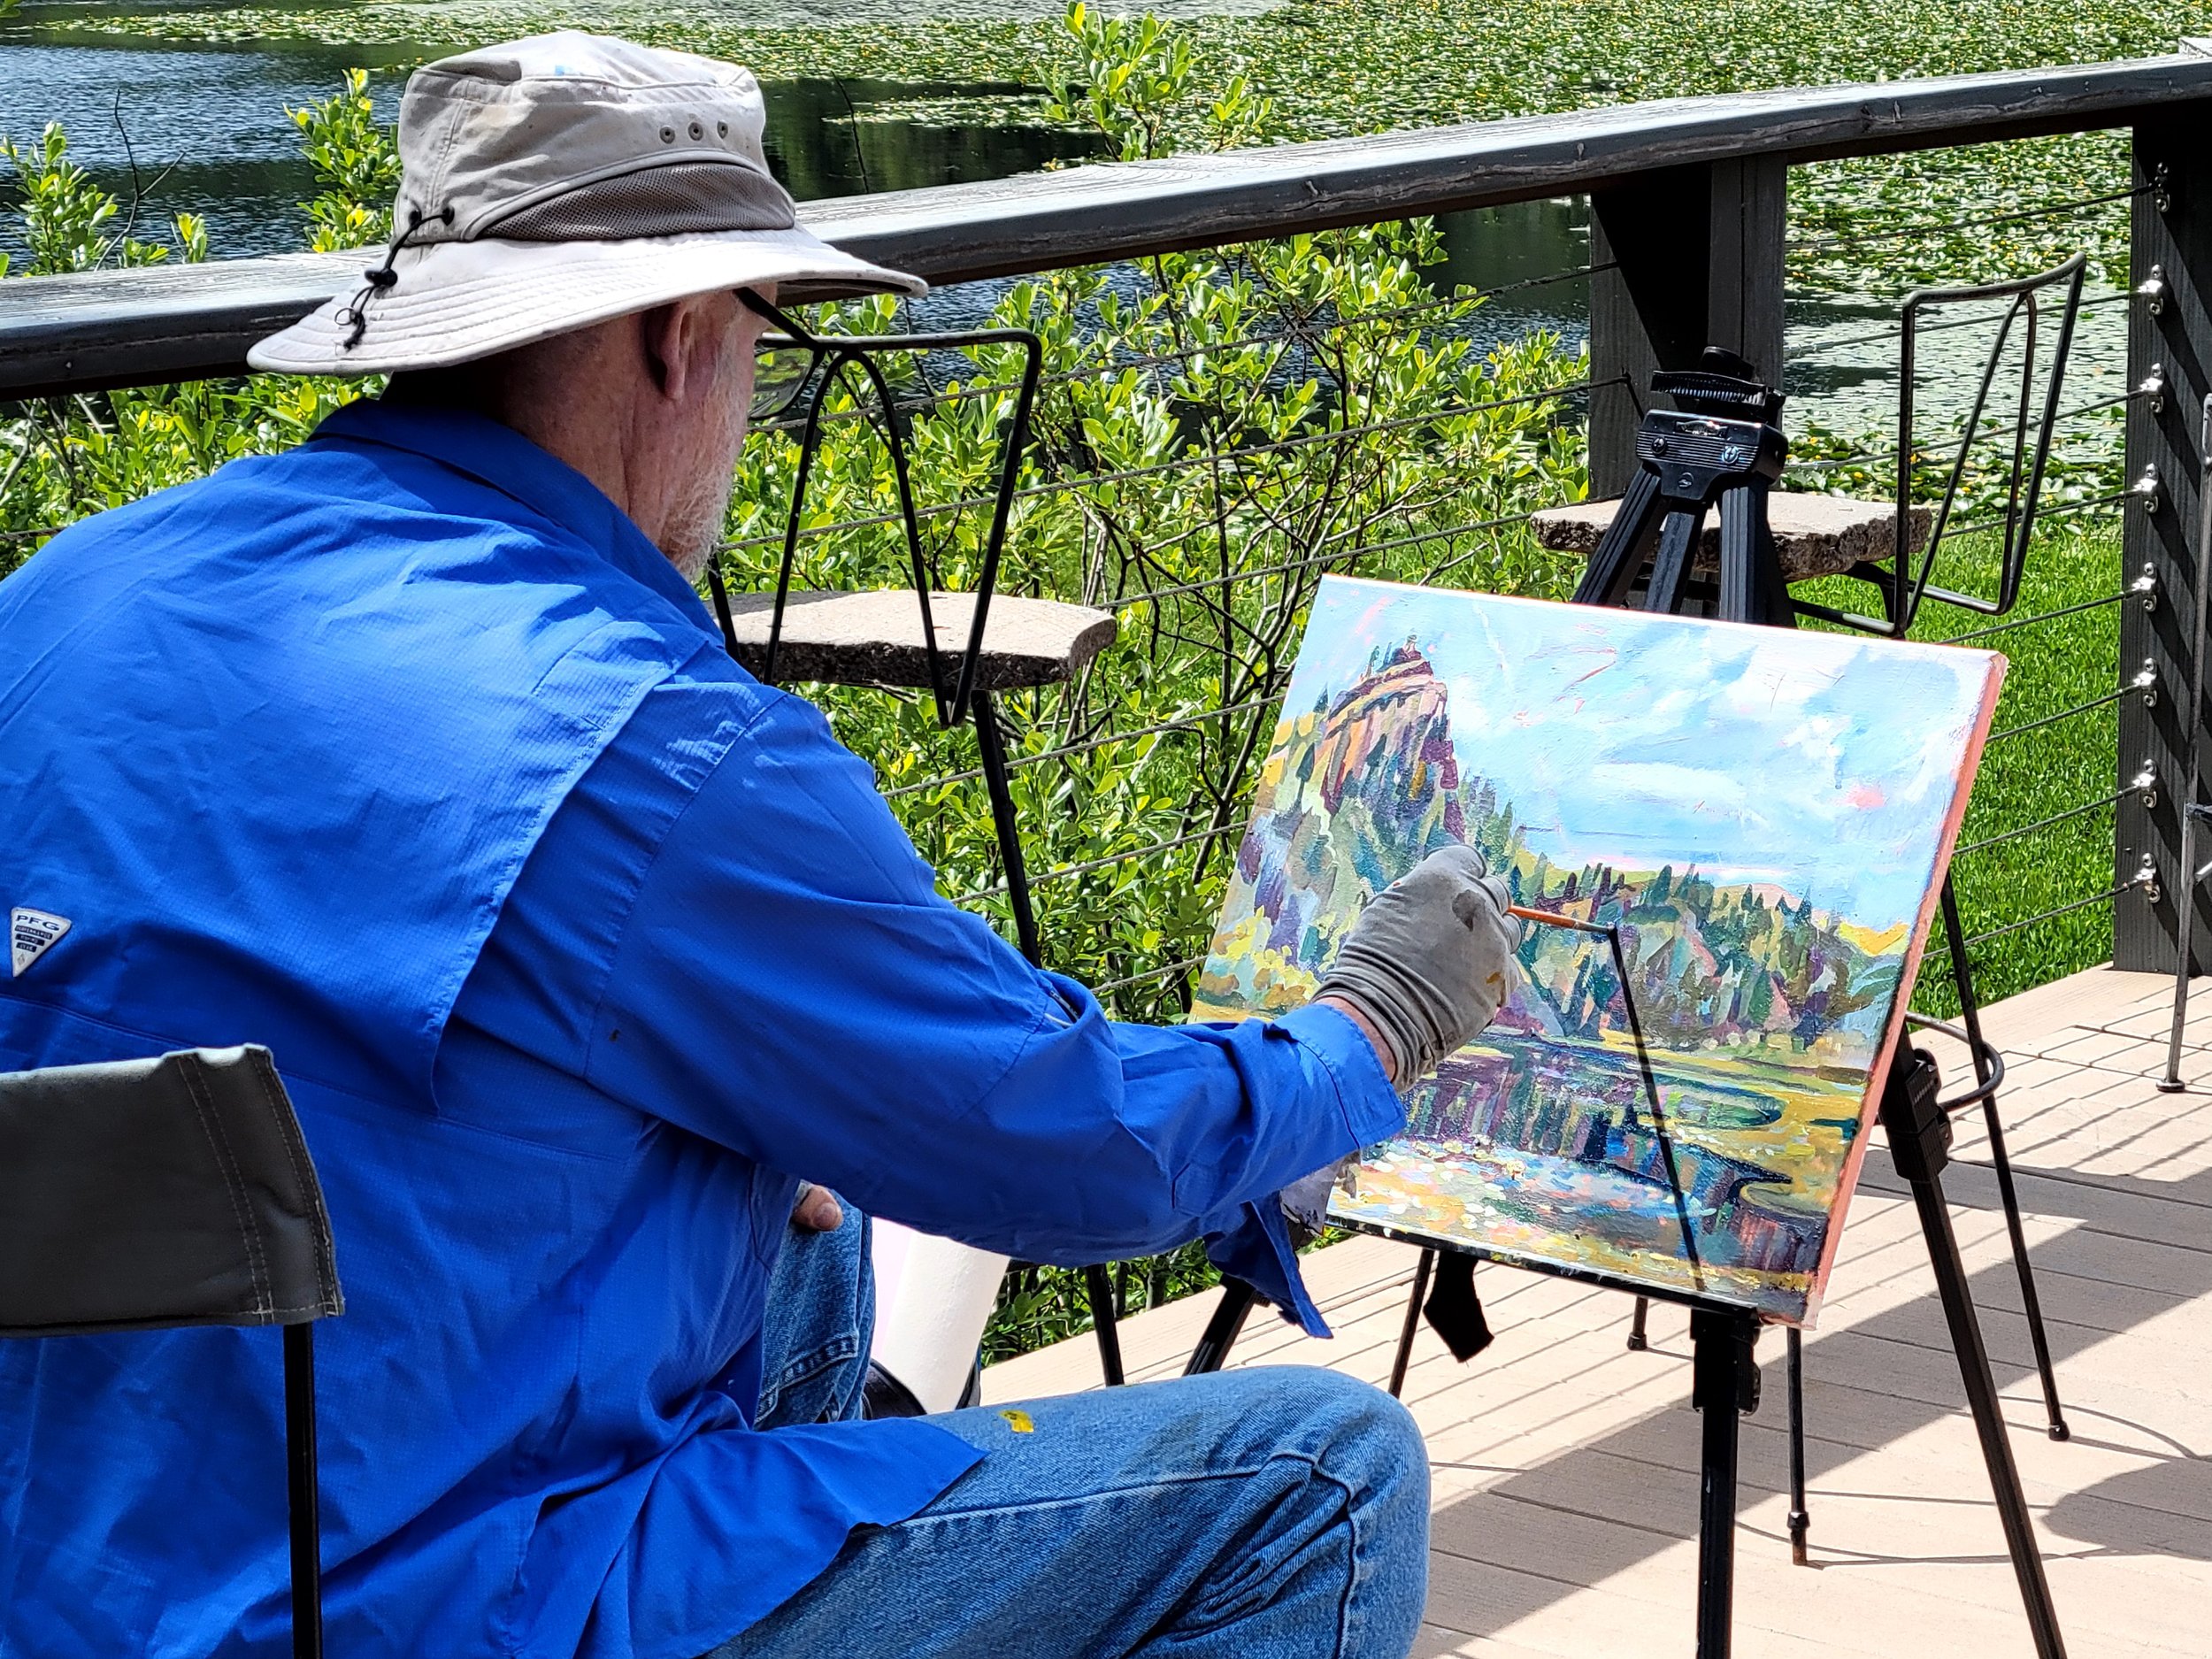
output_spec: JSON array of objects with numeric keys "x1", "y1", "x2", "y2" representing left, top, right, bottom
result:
[{"x1": 722, "y1": 1207, "x2": 1429, "y2": 1659}]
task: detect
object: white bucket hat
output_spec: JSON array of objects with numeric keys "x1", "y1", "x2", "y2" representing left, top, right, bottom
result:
[{"x1": 249, "y1": 32, "x2": 923, "y2": 376}]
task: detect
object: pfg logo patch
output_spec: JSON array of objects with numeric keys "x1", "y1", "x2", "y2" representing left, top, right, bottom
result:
[{"x1": 10, "y1": 908, "x2": 71, "y2": 977}]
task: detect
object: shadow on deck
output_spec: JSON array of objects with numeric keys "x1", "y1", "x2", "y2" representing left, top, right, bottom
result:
[{"x1": 982, "y1": 967, "x2": 2212, "y2": 1657}]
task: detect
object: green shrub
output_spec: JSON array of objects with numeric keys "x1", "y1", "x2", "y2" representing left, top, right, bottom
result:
[
  {"x1": 290, "y1": 68, "x2": 403, "y2": 251},
  {"x1": 0, "y1": 123, "x2": 359, "y2": 574}
]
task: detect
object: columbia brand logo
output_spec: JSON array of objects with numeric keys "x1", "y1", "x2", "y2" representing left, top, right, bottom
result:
[{"x1": 10, "y1": 908, "x2": 71, "y2": 977}]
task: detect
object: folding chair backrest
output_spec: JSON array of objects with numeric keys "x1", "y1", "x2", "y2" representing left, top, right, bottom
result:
[{"x1": 0, "y1": 1044, "x2": 341, "y2": 1336}]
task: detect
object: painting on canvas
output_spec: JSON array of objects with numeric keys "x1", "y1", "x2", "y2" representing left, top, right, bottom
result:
[{"x1": 1192, "y1": 576, "x2": 2004, "y2": 1323}]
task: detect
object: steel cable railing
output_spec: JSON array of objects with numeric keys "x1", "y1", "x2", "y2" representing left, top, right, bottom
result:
[
  {"x1": 956, "y1": 819, "x2": 1248, "y2": 903},
  {"x1": 1785, "y1": 385, "x2": 2136, "y2": 481},
  {"x1": 1901, "y1": 321, "x2": 2134, "y2": 988},
  {"x1": 1920, "y1": 879, "x2": 2137, "y2": 980},
  {"x1": 1936, "y1": 581, "x2": 2133, "y2": 646},
  {"x1": 1089, "y1": 953, "x2": 1209, "y2": 996},
  {"x1": 749, "y1": 266, "x2": 1609, "y2": 438},
  {"x1": 1778, "y1": 291, "x2": 2131, "y2": 365},
  {"x1": 1952, "y1": 785, "x2": 2130, "y2": 858},
  {"x1": 880, "y1": 693, "x2": 1277, "y2": 800},
  {"x1": 1788, "y1": 184, "x2": 2147, "y2": 255},
  {"x1": 721, "y1": 371, "x2": 1600, "y2": 559}
]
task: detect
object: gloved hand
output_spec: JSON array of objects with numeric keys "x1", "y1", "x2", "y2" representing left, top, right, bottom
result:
[
  {"x1": 1316, "y1": 843, "x2": 1521, "y2": 1087},
  {"x1": 1279, "y1": 1156, "x2": 1349, "y2": 1241}
]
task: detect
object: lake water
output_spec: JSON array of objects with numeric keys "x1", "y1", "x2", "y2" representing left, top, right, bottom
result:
[{"x1": 0, "y1": 29, "x2": 2130, "y2": 439}]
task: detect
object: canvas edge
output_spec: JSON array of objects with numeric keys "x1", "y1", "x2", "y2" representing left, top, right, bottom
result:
[
  {"x1": 1791, "y1": 645, "x2": 2010, "y2": 1329},
  {"x1": 1315, "y1": 572, "x2": 2011, "y2": 673}
]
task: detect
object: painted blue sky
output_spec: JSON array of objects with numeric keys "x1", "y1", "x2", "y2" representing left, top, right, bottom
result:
[{"x1": 1287, "y1": 578, "x2": 2003, "y2": 933}]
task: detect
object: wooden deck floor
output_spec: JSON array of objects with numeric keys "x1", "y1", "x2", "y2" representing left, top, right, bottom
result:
[{"x1": 981, "y1": 967, "x2": 2212, "y2": 1657}]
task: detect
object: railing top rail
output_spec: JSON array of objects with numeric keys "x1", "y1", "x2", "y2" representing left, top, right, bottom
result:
[{"x1": 6, "y1": 48, "x2": 2212, "y2": 399}]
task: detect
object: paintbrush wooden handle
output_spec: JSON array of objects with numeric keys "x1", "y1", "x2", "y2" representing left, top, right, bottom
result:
[{"x1": 1507, "y1": 903, "x2": 1583, "y2": 930}]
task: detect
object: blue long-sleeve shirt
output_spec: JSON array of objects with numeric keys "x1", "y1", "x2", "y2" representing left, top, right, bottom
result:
[{"x1": 0, "y1": 399, "x2": 1402, "y2": 1658}]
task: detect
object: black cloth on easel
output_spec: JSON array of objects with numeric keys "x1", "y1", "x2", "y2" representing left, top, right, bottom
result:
[{"x1": 1424, "y1": 1252, "x2": 1494, "y2": 1361}]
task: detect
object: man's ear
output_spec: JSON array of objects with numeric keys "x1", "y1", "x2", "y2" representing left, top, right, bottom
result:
[{"x1": 638, "y1": 299, "x2": 703, "y2": 403}]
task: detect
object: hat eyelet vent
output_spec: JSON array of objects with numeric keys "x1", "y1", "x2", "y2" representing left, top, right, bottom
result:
[
  {"x1": 718, "y1": 120, "x2": 729, "y2": 138},
  {"x1": 688, "y1": 119, "x2": 703, "y2": 140},
  {"x1": 659, "y1": 126, "x2": 676, "y2": 143}
]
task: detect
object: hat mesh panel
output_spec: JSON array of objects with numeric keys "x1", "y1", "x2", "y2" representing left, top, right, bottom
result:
[{"x1": 484, "y1": 161, "x2": 795, "y2": 241}]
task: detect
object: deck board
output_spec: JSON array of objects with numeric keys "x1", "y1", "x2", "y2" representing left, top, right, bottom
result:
[{"x1": 980, "y1": 966, "x2": 2212, "y2": 1655}]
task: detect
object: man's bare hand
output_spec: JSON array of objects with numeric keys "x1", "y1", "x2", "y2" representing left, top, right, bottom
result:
[{"x1": 791, "y1": 1182, "x2": 843, "y2": 1233}]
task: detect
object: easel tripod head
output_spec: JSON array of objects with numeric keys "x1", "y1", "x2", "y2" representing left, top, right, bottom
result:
[{"x1": 1573, "y1": 347, "x2": 1795, "y2": 626}]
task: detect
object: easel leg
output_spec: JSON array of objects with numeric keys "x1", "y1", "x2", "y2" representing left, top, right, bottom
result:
[
  {"x1": 1084, "y1": 1263, "x2": 1126, "y2": 1386},
  {"x1": 1885, "y1": 1050, "x2": 2069, "y2": 1659},
  {"x1": 1389, "y1": 1249, "x2": 1436, "y2": 1398},
  {"x1": 1977, "y1": 1099, "x2": 2067, "y2": 1439},
  {"x1": 282, "y1": 1323, "x2": 324, "y2": 1659},
  {"x1": 1786, "y1": 1327, "x2": 1810, "y2": 1565},
  {"x1": 1628, "y1": 1294, "x2": 1650, "y2": 1352},
  {"x1": 1690, "y1": 1308, "x2": 1758, "y2": 1659},
  {"x1": 971, "y1": 689, "x2": 1042, "y2": 966},
  {"x1": 1940, "y1": 881, "x2": 2069, "y2": 1440},
  {"x1": 2157, "y1": 802, "x2": 2201, "y2": 1091}
]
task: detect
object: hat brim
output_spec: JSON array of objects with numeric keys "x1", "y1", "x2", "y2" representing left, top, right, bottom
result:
[{"x1": 246, "y1": 226, "x2": 925, "y2": 376}]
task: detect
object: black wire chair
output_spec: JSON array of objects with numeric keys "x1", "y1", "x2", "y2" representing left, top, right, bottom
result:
[
  {"x1": 1794, "y1": 253, "x2": 2088, "y2": 639},
  {"x1": 707, "y1": 289, "x2": 1133, "y2": 1386},
  {"x1": 1776, "y1": 258, "x2": 2090, "y2": 1559},
  {"x1": 0, "y1": 1044, "x2": 342, "y2": 1659}
]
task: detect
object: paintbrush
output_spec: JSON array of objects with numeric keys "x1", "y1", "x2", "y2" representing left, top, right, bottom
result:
[
  {"x1": 1501, "y1": 899, "x2": 1708, "y2": 1292},
  {"x1": 1506, "y1": 903, "x2": 1603, "y2": 935}
]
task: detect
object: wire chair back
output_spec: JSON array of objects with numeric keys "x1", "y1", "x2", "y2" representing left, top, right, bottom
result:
[
  {"x1": 1796, "y1": 252, "x2": 2087, "y2": 638},
  {"x1": 706, "y1": 288, "x2": 1043, "y2": 730}
]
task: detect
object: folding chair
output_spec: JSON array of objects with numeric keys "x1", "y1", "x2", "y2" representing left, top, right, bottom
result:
[{"x1": 0, "y1": 1044, "x2": 343, "y2": 1659}]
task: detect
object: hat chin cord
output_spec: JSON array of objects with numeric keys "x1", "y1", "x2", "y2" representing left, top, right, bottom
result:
[{"x1": 338, "y1": 204, "x2": 457, "y2": 350}]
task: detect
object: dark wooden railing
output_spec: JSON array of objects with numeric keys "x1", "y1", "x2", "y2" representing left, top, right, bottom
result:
[{"x1": 5, "y1": 44, "x2": 2212, "y2": 973}]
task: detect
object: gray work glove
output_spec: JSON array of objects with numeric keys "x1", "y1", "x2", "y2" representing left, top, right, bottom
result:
[
  {"x1": 1279, "y1": 1158, "x2": 1348, "y2": 1241},
  {"x1": 1316, "y1": 844, "x2": 1521, "y2": 1087}
]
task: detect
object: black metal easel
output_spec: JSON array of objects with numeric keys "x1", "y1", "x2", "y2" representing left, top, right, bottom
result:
[{"x1": 1568, "y1": 351, "x2": 2066, "y2": 1659}]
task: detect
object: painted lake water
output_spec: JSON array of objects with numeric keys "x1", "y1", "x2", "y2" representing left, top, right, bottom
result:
[{"x1": 1331, "y1": 1031, "x2": 1866, "y2": 1321}]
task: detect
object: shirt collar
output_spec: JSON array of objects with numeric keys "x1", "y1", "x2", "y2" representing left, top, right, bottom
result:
[{"x1": 312, "y1": 398, "x2": 718, "y2": 633}]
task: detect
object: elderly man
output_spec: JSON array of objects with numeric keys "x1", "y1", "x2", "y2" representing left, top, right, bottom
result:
[{"x1": 0, "y1": 34, "x2": 1518, "y2": 1659}]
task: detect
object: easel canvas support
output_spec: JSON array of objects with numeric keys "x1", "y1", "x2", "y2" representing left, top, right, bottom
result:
[{"x1": 1564, "y1": 358, "x2": 2068, "y2": 1658}]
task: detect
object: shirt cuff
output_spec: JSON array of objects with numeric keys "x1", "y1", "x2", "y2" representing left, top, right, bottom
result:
[
  {"x1": 1199, "y1": 1002, "x2": 1408, "y2": 1340},
  {"x1": 1202, "y1": 1198, "x2": 1332, "y2": 1337},
  {"x1": 1273, "y1": 1001, "x2": 1404, "y2": 1147}
]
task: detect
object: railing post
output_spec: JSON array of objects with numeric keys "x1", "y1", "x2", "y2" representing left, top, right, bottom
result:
[
  {"x1": 1588, "y1": 158, "x2": 1788, "y2": 496},
  {"x1": 2119, "y1": 105, "x2": 2212, "y2": 972}
]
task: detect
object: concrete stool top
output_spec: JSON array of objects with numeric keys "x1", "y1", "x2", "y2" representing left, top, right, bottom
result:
[
  {"x1": 1530, "y1": 490, "x2": 1932, "y2": 584},
  {"x1": 722, "y1": 589, "x2": 1118, "y2": 691}
]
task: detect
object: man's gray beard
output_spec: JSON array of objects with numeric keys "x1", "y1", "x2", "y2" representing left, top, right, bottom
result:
[{"x1": 663, "y1": 467, "x2": 738, "y2": 585}]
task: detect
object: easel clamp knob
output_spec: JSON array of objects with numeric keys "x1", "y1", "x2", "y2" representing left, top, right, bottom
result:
[{"x1": 1878, "y1": 1046, "x2": 1951, "y2": 1183}]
